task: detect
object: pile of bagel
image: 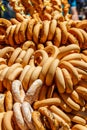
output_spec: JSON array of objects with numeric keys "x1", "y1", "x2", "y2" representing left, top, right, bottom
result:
[
  {"x1": 0, "y1": 17, "x2": 87, "y2": 49},
  {"x1": 9, "y1": 0, "x2": 70, "y2": 21},
  {"x1": 0, "y1": 0, "x2": 87, "y2": 130}
]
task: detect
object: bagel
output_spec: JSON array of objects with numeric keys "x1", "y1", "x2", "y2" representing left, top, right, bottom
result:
[
  {"x1": 55, "y1": 67, "x2": 66, "y2": 93},
  {"x1": 0, "y1": 112, "x2": 5, "y2": 130},
  {"x1": 69, "y1": 60, "x2": 87, "y2": 71},
  {"x1": 5, "y1": 26, "x2": 13, "y2": 45},
  {"x1": 79, "y1": 29, "x2": 87, "y2": 49},
  {"x1": 22, "y1": 41, "x2": 35, "y2": 50},
  {"x1": 34, "y1": 50, "x2": 48, "y2": 66},
  {"x1": 32, "y1": 111, "x2": 46, "y2": 130},
  {"x1": 68, "y1": 28, "x2": 84, "y2": 48},
  {"x1": 10, "y1": 18, "x2": 20, "y2": 24},
  {"x1": 62, "y1": 68, "x2": 73, "y2": 93},
  {"x1": 0, "y1": 47, "x2": 14, "y2": 58},
  {"x1": 8, "y1": 48, "x2": 22, "y2": 66},
  {"x1": 33, "y1": 22, "x2": 42, "y2": 44},
  {"x1": 81, "y1": 53, "x2": 87, "y2": 62},
  {"x1": 5, "y1": 91, "x2": 13, "y2": 111},
  {"x1": 14, "y1": 23, "x2": 21, "y2": 44},
  {"x1": 59, "y1": 61, "x2": 79, "y2": 85},
  {"x1": 61, "y1": 53, "x2": 81, "y2": 62},
  {"x1": 50, "y1": 105, "x2": 71, "y2": 123},
  {"x1": 33, "y1": 98, "x2": 61, "y2": 109},
  {"x1": 72, "y1": 124, "x2": 87, "y2": 130},
  {"x1": 0, "y1": 94, "x2": 5, "y2": 112},
  {"x1": 29, "y1": 66, "x2": 42, "y2": 86},
  {"x1": 40, "y1": 20, "x2": 50, "y2": 43},
  {"x1": 39, "y1": 107, "x2": 59, "y2": 130},
  {"x1": 45, "y1": 59, "x2": 59, "y2": 86},
  {"x1": 76, "y1": 86, "x2": 87, "y2": 101},
  {"x1": 53, "y1": 27, "x2": 62, "y2": 47},
  {"x1": 21, "y1": 101, "x2": 35, "y2": 130},
  {"x1": 24, "y1": 79, "x2": 43, "y2": 104},
  {"x1": 61, "y1": 93, "x2": 80, "y2": 111},
  {"x1": 76, "y1": 20, "x2": 87, "y2": 30},
  {"x1": 70, "y1": 90, "x2": 85, "y2": 107},
  {"x1": 39, "y1": 84, "x2": 48, "y2": 100},
  {"x1": 76, "y1": 68, "x2": 87, "y2": 80},
  {"x1": 22, "y1": 66, "x2": 35, "y2": 91},
  {"x1": 15, "y1": 50, "x2": 26, "y2": 64},
  {"x1": 27, "y1": 19, "x2": 36, "y2": 40},
  {"x1": 8, "y1": 25, "x2": 16, "y2": 46},
  {"x1": 69, "y1": 114, "x2": 86, "y2": 125},
  {"x1": 58, "y1": 22, "x2": 68, "y2": 44},
  {"x1": 48, "y1": 19, "x2": 57, "y2": 40},
  {"x1": 13, "y1": 102, "x2": 28, "y2": 130},
  {"x1": 12, "y1": 80, "x2": 25, "y2": 103},
  {"x1": 18, "y1": 19, "x2": 28, "y2": 43},
  {"x1": 2, "y1": 111, "x2": 14, "y2": 130},
  {"x1": 0, "y1": 18, "x2": 11, "y2": 28},
  {"x1": 19, "y1": 65, "x2": 31, "y2": 82},
  {"x1": 3, "y1": 63, "x2": 22, "y2": 90},
  {"x1": 53, "y1": 92, "x2": 72, "y2": 112},
  {"x1": 8, "y1": 67, "x2": 23, "y2": 81},
  {"x1": 39, "y1": 57, "x2": 54, "y2": 82},
  {"x1": 57, "y1": 44, "x2": 80, "y2": 59},
  {"x1": 16, "y1": 13, "x2": 25, "y2": 22},
  {"x1": 0, "y1": 67, "x2": 9, "y2": 92},
  {"x1": 44, "y1": 45, "x2": 59, "y2": 58},
  {"x1": 68, "y1": 32, "x2": 79, "y2": 45},
  {"x1": 22, "y1": 48, "x2": 34, "y2": 67},
  {"x1": 47, "y1": 84, "x2": 55, "y2": 98}
]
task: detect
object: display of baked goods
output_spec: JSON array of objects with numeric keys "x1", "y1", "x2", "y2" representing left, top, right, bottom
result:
[{"x1": 0, "y1": 0, "x2": 87, "y2": 129}]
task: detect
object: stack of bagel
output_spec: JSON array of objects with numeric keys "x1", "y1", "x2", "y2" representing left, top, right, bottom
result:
[{"x1": 0, "y1": 0, "x2": 87, "y2": 129}]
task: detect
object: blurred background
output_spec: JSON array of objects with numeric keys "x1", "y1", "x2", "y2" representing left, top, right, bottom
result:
[
  {"x1": 0, "y1": 0, "x2": 15, "y2": 19},
  {"x1": 77, "y1": 0, "x2": 87, "y2": 19}
]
